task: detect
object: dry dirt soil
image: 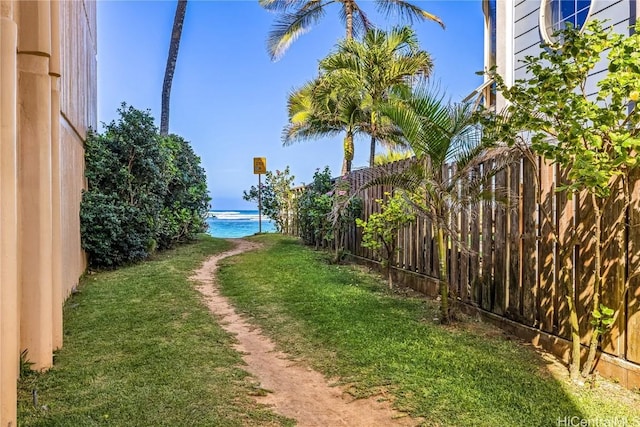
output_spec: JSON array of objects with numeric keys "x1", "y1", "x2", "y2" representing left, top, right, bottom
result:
[{"x1": 191, "y1": 239, "x2": 418, "y2": 427}]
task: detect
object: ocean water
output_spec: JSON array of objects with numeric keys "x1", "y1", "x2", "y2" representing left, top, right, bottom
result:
[{"x1": 206, "y1": 210, "x2": 276, "y2": 238}]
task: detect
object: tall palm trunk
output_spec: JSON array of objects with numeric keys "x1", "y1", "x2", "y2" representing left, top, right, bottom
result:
[
  {"x1": 369, "y1": 111, "x2": 377, "y2": 167},
  {"x1": 161, "y1": 0, "x2": 188, "y2": 136},
  {"x1": 341, "y1": 131, "x2": 354, "y2": 175},
  {"x1": 340, "y1": 0, "x2": 355, "y2": 174},
  {"x1": 344, "y1": 0, "x2": 354, "y2": 39}
]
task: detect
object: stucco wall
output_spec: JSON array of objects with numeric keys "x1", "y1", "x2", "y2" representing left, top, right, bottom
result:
[
  {"x1": 0, "y1": 1, "x2": 96, "y2": 424},
  {"x1": 60, "y1": 0, "x2": 96, "y2": 298}
]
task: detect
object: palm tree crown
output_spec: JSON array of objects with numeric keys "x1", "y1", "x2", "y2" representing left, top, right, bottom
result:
[
  {"x1": 260, "y1": 0, "x2": 444, "y2": 61},
  {"x1": 319, "y1": 26, "x2": 433, "y2": 166}
]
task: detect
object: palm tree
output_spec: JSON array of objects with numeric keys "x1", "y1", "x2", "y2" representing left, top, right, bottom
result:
[
  {"x1": 364, "y1": 85, "x2": 514, "y2": 323},
  {"x1": 284, "y1": 80, "x2": 363, "y2": 175},
  {"x1": 284, "y1": 76, "x2": 406, "y2": 175},
  {"x1": 319, "y1": 26, "x2": 433, "y2": 166},
  {"x1": 161, "y1": 0, "x2": 188, "y2": 136},
  {"x1": 259, "y1": 0, "x2": 444, "y2": 61}
]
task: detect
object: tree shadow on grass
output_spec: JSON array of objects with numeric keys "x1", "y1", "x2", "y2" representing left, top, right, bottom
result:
[{"x1": 255, "y1": 237, "x2": 595, "y2": 426}]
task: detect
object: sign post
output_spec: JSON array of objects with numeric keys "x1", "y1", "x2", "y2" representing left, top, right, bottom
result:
[{"x1": 253, "y1": 157, "x2": 267, "y2": 233}]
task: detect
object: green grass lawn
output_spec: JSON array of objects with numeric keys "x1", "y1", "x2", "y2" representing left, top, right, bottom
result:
[
  {"x1": 18, "y1": 237, "x2": 293, "y2": 427},
  {"x1": 217, "y1": 234, "x2": 640, "y2": 427}
]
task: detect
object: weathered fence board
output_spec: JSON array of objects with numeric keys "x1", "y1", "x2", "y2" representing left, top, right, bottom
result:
[
  {"x1": 628, "y1": 171, "x2": 640, "y2": 364},
  {"x1": 601, "y1": 178, "x2": 626, "y2": 356},
  {"x1": 521, "y1": 159, "x2": 537, "y2": 326},
  {"x1": 459, "y1": 200, "x2": 470, "y2": 302},
  {"x1": 556, "y1": 166, "x2": 574, "y2": 340},
  {"x1": 494, "y1": 169, "x2": 507, "y2": 316},
  {"x1": 481, "y1": 163, "x2": 493, "y2": 312},
  {"x1": 470, "y1": 186, "x2": 481, "y2": 305},
  {"x1": 576, "y1": 192, "x2": 596, "y2": 346},
  {"x1": 507, "y1": 161, "x2": 521, "y2": 319},
  {"x1": 449, "y1": 165, "x2": 460, "y2": 297},
  {"x1": 539, "y1": 159, "x2": 555, "y2": 334}
]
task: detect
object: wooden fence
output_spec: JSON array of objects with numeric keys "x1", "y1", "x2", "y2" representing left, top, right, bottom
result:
[{"x1": 287, "y1": 156, "x2": 640, "y2": 371}]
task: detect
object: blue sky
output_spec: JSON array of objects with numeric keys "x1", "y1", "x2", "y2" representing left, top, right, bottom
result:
[{"x1": 97, "y1": 0, "x2": 485, "y2": 210}]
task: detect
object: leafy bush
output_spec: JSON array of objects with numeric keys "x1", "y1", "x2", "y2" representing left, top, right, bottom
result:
[
  {"x1": 296, "y1": 167, "x2": 334, "y2": 247},
  {"x1": 156, "y1": 135, "x2": 209, "y2": 249},
  {"x1": 356, "y1": 192, "x2": 415, "y2": 288},
  {"x1": 80, "y1": 104, "x2": 209, "y2": 268},
  {"x1": 243, "y1": 166, "x2": 296, "y2": 232}
]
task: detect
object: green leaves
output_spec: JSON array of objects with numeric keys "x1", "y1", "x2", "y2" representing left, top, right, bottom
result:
[
  {"x1": 243, "y1": 166, "x2": 296, "y2": 232},
  {"x1": 480, "y1": 20, "x2": 640, "y2": 371},
  {"x1": 356, "y1": 192, "x2": 415, "y2": 269},
  {"x1": 481, "y1": 20, "x2": 640, "y2": 198},
  {"x1": 81, "y1": 105, "x2": 209, "y2": 268},
  {"x1": 296, "y1": 167, "x2": 335, "y2": 246},
  {"x1": 590, "y1": 304, "x2": 616, "y2": 334}
]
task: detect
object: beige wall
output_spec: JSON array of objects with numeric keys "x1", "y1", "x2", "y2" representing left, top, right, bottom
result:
[{"x1": 0, "y1": 1, "x2": 96, "y2": 424}]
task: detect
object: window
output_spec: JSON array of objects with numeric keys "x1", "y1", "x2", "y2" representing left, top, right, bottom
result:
[{"x1": 541, "y1": 0, "x2": 592, "y2": 44}]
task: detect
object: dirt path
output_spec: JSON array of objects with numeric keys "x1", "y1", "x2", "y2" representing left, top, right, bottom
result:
[{"x1": 191, "y1": 239, "x2": 417, "y2": 427}]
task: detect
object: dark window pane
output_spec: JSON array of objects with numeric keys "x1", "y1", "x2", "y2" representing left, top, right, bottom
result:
[
  {"x1": 576, "y1": 7, "x2": 589, "y2": 28},
  {"x1": 560, "y1": 0, "x2": 576, "y2": 20},
  {"x1": 548, "y1": 0, "x2": 591, "y2": 34},
  {"x1": 577, "y1": 0, "x2": 591, "y2": 12}
]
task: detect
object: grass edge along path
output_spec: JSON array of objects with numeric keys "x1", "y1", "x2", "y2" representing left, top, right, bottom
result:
[
  {"x1": 216, "y1": 234, "x2": 640, "y2": 427},
  {"x1": 18, "y1": 236, "x2": 294, "y2": 426}
]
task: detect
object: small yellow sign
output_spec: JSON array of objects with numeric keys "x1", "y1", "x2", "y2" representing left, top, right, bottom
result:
[{"x1": 253, "y1": 157, "x2": 267, "y2": 174}]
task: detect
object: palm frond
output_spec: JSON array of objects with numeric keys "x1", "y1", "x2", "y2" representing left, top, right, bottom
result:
[
  {"x1": 374, "y1": 148, "x2": 414, "y2": 166},
  {"x1": 282, "y1": 121, "x2": 342, "y2": 146},
  {"x1": 386, "y1": 25, "x2": 420, "y2": 53},
  {"x1": 375, "y1": 0, "x2": 445, "y2": 29},
  {"x1": 355, "y1": 158, "x2": 424, "y2": 194},
  {"x1": 259, "y1": 0, "x2": 301, "y2": 13},
  {"x1": 267, "y1": 1, "x2": 327, "y2": 61},
  {"x1": 380, "y1": 97, "x2": 425, "y2": 153}
]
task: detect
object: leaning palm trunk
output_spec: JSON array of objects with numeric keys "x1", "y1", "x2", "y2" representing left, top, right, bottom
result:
[{"x1": 160, "y1": 0, "x2": 187, "y2": 136}]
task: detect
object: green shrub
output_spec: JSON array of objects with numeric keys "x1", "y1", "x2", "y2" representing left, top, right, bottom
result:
[
  {"x1": 156, "y1": 135, "x2": 209, "y2": 249},
  {"x1": 356, "y1": 192, "x2": 415, "y2": 288},
  {"x1": 80, "y1": 104, "x2": 209, "y2": 268},
  {"x1": 243, "y1": 166, "x2": 295, "y2": 232},
  {"x1": 296, "y1": 167, "x2": 333, "y2": 247}
]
